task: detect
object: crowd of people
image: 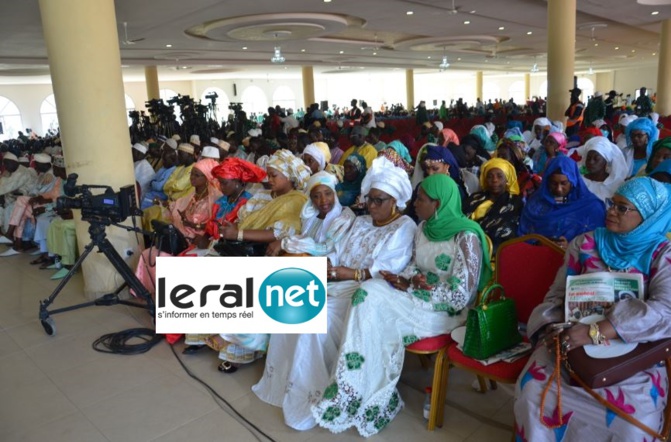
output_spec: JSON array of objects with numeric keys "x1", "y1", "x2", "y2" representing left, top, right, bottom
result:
[{"x1": 1, "y1": 88, "x2": 671, "y2": 438}]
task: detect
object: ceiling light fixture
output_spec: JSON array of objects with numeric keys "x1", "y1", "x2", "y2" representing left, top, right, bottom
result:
[
  {"x1": 165, "y1": 44, "x2": 172, "y2": 48},
  {"x1": 439, "y1": 55, "x2": 450, "y2": 71},
  {"x1": 531, "y1": 62, "x2": 539, "y2": 73},
  {"x1": 339, "y1": 50, "x2": 344, "y2": 54},
  {"x1": 588, "y1": 63, "x2": 593, "y2": 74},
  {"x1": 615, "y1": 46, "x2": 619, "y2": 50},
  {"x1": 464, "y1": 20, "x2": 471, "y2": 24},
  {"x1": 271, "y1": 46, "x2": 285, "y2": 63},
  {"x1": 527, "y1": 31, "x2": 533, "y2": 35},
  {"x1": 406, "y1": 11, "x2": 414, "y2": 15},
  {"x1": 652, "y1": 11, "x2": 660, "y2": 15},
  {"x1": 499, "y1": 26, "x2": 505, "y2": 30},
  {"x1": 242, "y1": 46, "x2": 248, "y2": 50},
  {"x1": 301, "y1": 49, "x2": 306, "y2": 52}
]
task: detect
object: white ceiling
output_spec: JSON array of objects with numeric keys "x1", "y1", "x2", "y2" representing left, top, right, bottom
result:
[{"x1": 0, "y1": 0, "x2": 670, "y2": 83}]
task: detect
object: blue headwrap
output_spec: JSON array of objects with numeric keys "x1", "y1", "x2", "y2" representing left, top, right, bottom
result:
[
  {"x1": 594, "y1": 177, "x2": 671, "y2": 273},
  {"x1": 425, "y1": 145, "x2": 462, "y2": 184},
  {"x1": 506, "y1": 120, "x2": 524, "y2": 131},
  {"x1": 649, "y1": 158, "x2": 671, "y2": 179},
  {"x1": 470, "y1": 125, "x2": 496, "y2": 152},
  {"x1": 519, "y1": 156, "x2": 605, "y2": 241},
  {"x1": 386, "y1": 140, "x2": 412, "y2": 164},
  {"x1": 336, "y1": 153, "x2": 367, "y2": 206},
  {"x1": 625, "y1": 117, "x2": 659, "y2": 160}
]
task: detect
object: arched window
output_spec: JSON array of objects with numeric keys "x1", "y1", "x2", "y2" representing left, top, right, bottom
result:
[
  {"x1": 272, "y1": 86, "x2": 296, "y2": 113},
  {"x1": 508, "y1": 81, "x2": 525, "y2": 104},
  {"x1": 0, "y1": 96, "x2": 23, "y2": 141},
  {"x1": 200, "y1": 87, "x2": 230, "y2": 123},
  {"x1": 160, "y1": 88, "x2": 181, "y2": 121},
  {"x1": 125, "y1": 94, "x2": 136, "y2": 126},
  {"x1": 241, "y1": 85, "x2": 269, "y2": 120},
  {"x1": 40, "y1": 94, "x2": 59, "y2": 135}
]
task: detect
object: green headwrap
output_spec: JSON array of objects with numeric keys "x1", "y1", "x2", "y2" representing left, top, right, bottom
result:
[
  {"x1": 646, "y1": 137, "x2": 671, "y2": 173},
  {"x1": 420, "y1": 174, "x2": 492, "y2": 290}
]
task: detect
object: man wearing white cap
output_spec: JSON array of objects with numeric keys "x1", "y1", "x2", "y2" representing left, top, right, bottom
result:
[
  {"x1": 0, "y1": 153, "x2": 61, "y2": 256},
  {"x1": 280, "y1": 108, "x2": 299, "y2": 134},
  {"x1": 190, "y1": 135, "x2": 201, "y2": 147},
  {"x1": 217, "y1": 140, "x2": 231, "y2": 160},
  {"x1": 200, "y1": 145, "x2": 220, "y2": 161},
  {"x1": 132, "y1": 143, "x2": 156, "y2": 201},
  {"x1": 0, "y1": 152, "x2": 37, "y2": 235}
]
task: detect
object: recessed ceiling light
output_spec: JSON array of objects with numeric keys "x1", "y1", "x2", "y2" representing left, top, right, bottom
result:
[
  {"x1": 498, "y1": 26, "x2": 505, "y2": 30},
  {"x1": 652, "y1": 11, "x2": 659, "y2": 15},
  {"x1": 470, "y1": 10, "x2": 476, "y2": 14},
  {"x1": 242, "y1": 46, "x2": 248, "y2": 50},
  {"x1": 632, "y1": 49, "x2": 636, "y2": 53},
  {"x1": 406, "y1": 11, "x2": 413, "y2": 15},
  {"x1": 594, "y1": 43, "x2": 599, "y2": 46},
  {"x1": 339, "y1": 50, "x2": 344, "y2": 54},
  {"x1": 527, "y1": 31, "x2": 533, "y2": 35},
  {"x1": 165, "y1": 44, "x2": 172, "y2": 48},
  {"x1": 653, "y1": 52, "x2": 657, "y2": 55},
  {"x1": 427, "y1": 56, "x2": 431, "y2": 59},
  {"x1": 464, "y1": 20, "x2": 471, "y2": 24},
  {"x1": 301, "y1": 49, "x2": 306, "y2": 52},
  {"x1": 615, "y1": 46, "x2": 619, "y2": 50},
  {"x1": 457, "y1": 57, "x2": 461, "y2": 61},
  {"x1": 373, "y1": 52, "x2": 377, "y2": 56}
]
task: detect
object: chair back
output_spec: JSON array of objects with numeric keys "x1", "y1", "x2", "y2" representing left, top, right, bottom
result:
[{"x1": 494, "y1": 234, "x2": 565, "y2": 324}]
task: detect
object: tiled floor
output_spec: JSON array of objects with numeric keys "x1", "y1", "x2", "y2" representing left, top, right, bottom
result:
[{"x1": 0, "y1": 250, "x2": 515, "y2": 441}]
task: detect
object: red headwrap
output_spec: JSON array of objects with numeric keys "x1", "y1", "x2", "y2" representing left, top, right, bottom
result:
[
  {"x1": 212, "y1": 157, "x2": 267, "y2": 183},
  {"x1": 581, "y1": 127, "x2": 603, "y2": 139}
]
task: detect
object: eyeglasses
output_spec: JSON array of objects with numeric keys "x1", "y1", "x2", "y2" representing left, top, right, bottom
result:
[
  {"x1": 605, "y1": 198, "x2": 638, "y2": 215},
  {"x1": 364, "y1": 195, "x2": 392, "y2": 206},
  {"x1": 630, "y1": 132, "x2": 648, "y2": 139}
]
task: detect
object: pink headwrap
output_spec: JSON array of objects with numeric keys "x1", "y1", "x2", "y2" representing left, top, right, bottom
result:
[
  {"x1": 440, "y1": 128, "x2": 460, "y2": 147},
  {"x1": 193, "y1": 158, "x2": 219, "y2": 181},
  {"x1": 545, "y1": 132, "x2": 568, "y2": 155}
]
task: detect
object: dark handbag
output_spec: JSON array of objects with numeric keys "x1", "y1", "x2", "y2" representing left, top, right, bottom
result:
[
  {"x1": 462, "y1": 283, "x2": 523, "y2": 360},
  {"x1": 151, "y1": 220, "x2": 188, "y2": 256},
  {"x1": 566, "y1": 338, "x2": 671, "y2": 388},
  {"x1": 213, "y1": 239, "x2": 267, "y2": 257}
]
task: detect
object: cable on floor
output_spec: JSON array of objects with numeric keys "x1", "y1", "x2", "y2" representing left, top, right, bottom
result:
[{"x1": 91, "y1": 328, "x2": 163, "y2": 355}]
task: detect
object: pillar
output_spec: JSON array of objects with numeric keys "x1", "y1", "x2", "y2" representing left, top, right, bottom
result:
[
  {"x1": 144, "y1": 66, "x2": 160, "y2": 101},
  {"x1": 302, "y1": 66, "x2": 315, "y2": 109},
  {"x1": 476, "y1": 71, "x2": 483, "y2": 101},
  {"x1": 546, "y1": 0, "x2": 577, "y2": 122},
  {"x1": 406, "y1": 69, "x2": 414, "y2": 110},
  {"x1": 524, "y1": 73, "x2": 531, "y2": 101},
  {"x1": 39, "y1": 0, "x2": 140, "y2": 298},
  {"x1": 657, "y1": 19, "x2": 671, "y2": 116}
]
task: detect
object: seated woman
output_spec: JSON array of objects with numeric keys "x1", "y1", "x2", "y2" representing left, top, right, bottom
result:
[
  {"x1": 519, "y1": 156, "x2": 605, "y2": 249},
  {"x1": 463, "y1": 158, "x2": 524, "y2": 250},
  {"x1": 580, "y1": 136, "x2": 628, "y2": 202},
  {"x1": 649, "y1": 158, "x2": 671, "y2": 184},
  {"x1": 280, "y1": 171, "x2": 356, "y2": 256},
  {"x1": 301, "y1": 142, "x2": 331, "y2": 175},
  {"x1": 438, "y1": 127, "x2": 460, "y2": 147},
  {"x1": 642, "y1": 137, "x2": 671, "y2": 176},
  {"x1": 205, "y1": 149, "x2": 311, "y2": 372},
  {"x1": 496, "y1": 137, "x2": 541, "y2": 201},
  {"x1": 623, "y1": 117, "x2": 658, "y2": 177},
  {"x1": 252, "y1": 157, "x2": 416, "y2": 431},
  {"x1": 533, "y1": 131, "x2": 567, "y2": 175},
  {"x1": 335, "y1": 153, "x2": 367, "y2": 207},
  {"x1": 470, "y1": 124, "x2": 496, "y2": 154},
  {"x1": 385, "y1": 140, "x2": 413, "y2": 165},
  {"x1": 312, "y1": 174, "x2": 491, "y2": 437},
  {"x1": 514, "y1": 177, "x2": 671, "y2": 441}
]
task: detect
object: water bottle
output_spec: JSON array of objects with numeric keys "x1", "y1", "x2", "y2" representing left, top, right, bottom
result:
[{"x1": 423, "y1": 386, "x2": 432, "y2": 420}]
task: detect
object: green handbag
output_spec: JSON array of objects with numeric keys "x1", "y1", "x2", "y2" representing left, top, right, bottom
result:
[{"x1": 462, "y1": 283, "x2": 522, "y2": 360}]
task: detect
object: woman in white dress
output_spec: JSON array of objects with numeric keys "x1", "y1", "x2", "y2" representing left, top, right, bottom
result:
[
  {"x1": 252, "y1": 157, "x2": 416, "y2": 431},
  {"x1": 311, "y1": 173, "x2": 492, "y2": 437}
]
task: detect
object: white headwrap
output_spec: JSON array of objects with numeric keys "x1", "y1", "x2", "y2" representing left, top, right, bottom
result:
[
  {"x1": 533, "y1": 117, "x2": 552, "y2": 128},
  {"x1": 580, "y1": 136, "x2": 628, "y2": 202},
  {"x1": 299, "y1": 171, "x2": 343, "y2": 242},
  {"x1": 651, "y1": 112, "x2": 660, "y2": 126},
  {"x1": 361, "y1": 156, "x2": 413, "y2": 209},
  {"x1": 619, "y1": 114, "x2": 638, "y2": 127},
  {"x1": 256, "y1": 155, "x2": 269, "y2": 183},
  {"x1": 267, "y1": 149, "x2": 312, "y2": 191},
  {"x1": 303, "y1": 143, "x2": 331, "y2": 172}
]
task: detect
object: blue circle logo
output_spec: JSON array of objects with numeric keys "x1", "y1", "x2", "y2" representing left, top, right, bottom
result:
[{"x1": 259, "y1": 267, "x2": 326, "y2": 324}]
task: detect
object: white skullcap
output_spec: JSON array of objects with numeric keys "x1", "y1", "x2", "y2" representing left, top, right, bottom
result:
[
  {"x1": 287, "y1": 108, "x2": 294, "y2": 114},
  {"x1": 18, "y1": 155, "x2": 30, "y2": 164},
  {"x1": 177, "y1": 143, "x2": 195, "y2": 154},
  {"x1": 248, "y1": 128, "x2": 262, "y2": 137},
  {"x1": 210, "y1": 137, "x2": 220, "y2": 145},
  {"x1": 201, "y1": 145, "x2": 220, "y2": 159},
  {"x1": 171, "y1": 134, "x2": 181, "y2": 141},
  {"x1": 165, "y1": 139, "x2": 178, "y2": 150},
  {"x1": 361, "y1": 156, "x2": 413, "y2": 210},
  {"x1": 433, "y1": 121, "x2": 444, "y2": 131},
  {"x1": 619, "y1": 114, "x2": 638, "y2": 127},
  {"x1": 34, "y1": 153, "x2": 51, "y2": 164},
  {"x1": 218, "y1": 140, "x2": 231, "y2": 152},
  {"x1": 3, "y1": 152, "x2": 18, "y2": 162},
  {"x1": 377, "y1": 121, "x2": 385, "y2": 128},
  {"x1": 133, "y1": 143, "x2": 148, "y2": 154},
  {"x1": 190, "y1": 135, "x2": 201, "y2": 146},
  {"x1": 594, "y1": 91, "x2": 603, "y2": 98}
]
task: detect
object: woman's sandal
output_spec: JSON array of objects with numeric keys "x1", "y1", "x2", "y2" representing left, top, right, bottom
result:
[{"x1": 218, "y1": 361, "x2": 238, "y2": 374}]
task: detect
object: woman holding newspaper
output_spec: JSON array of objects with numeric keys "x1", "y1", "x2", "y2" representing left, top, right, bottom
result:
[{"x1": 514, "y1": 177, "x2": 671, "y2": 441}]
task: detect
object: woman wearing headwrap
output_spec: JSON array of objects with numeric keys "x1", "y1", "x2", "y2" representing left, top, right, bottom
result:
[
  {"x1": 280, "y1": 171, "x2": 356, "y2": 256},
  {"x1": 312, "y1": 174, "x2": 491, "y2": 437},
  {"x1": 592, "y1": 118, "x2": 614, "y2": 142},
  {"x1": 623, "y1": 117, "x2": 659, "y2": 177},
  {"x1": 519, "y1": 156, "x2": 605, "y2": 249},
  {"x1": 386, "y1": 140, "x2": 412, "y2": 164},
  {"x1": 335, "y1": 153, "x2": 367, "y2": 207},
  {"x1": 515, "y1": 177, "x2": 671, "y2": 441},
  {"x1": 301, "y1": 142, "x2": 331, "y2": 175},
  {"x1": 470, "y1": 124, "x2": 496, "y2": 153},
  {"x1": 451, "y1": 134, "x2": 491, "y2": 176},
  {"x1": 253, "y1": 157, "x2": 416, "y2": 431},
  {"x1": 649, "y1": 158, "x2": 671, "y2": 184},
  {"x1": 377, "y1": 146, "x2": 414, "y2": 175},
  {"x1": 529, "y1": 117, "x2": 553, "y2": 153},
  {"x1": 533, "y1": 131, "x2": 567, "y2": 175},
  {"x1": 208, "y1": 149, "x2": 311, "y2": 372},
  {"x1": 438, "y1": 127, "x2": 460, "y2": 147},
  {"x1": 580, "y1": 136, "x2": 628, "y2": 202},
  {"x1": 496, "y1": 138, "x2": 541, "y2": 200},
  {"x1": 642, "y1": 137, "x2": 671, "y2": 176},
  {"x1": 462, "y1": 158, "x2": 524, "y2": 250}
]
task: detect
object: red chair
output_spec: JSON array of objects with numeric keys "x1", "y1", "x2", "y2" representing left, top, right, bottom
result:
[{"x1": 445, "y1": 234, "x2": 565, "y2": 392}]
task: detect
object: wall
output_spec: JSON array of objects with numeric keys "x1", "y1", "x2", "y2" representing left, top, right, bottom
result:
[{"x1": 613, "y1": 66, "x2": 658, "y2": 98}]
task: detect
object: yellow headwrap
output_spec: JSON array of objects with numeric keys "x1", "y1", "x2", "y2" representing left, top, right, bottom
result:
[{"x1": 479, "y1": 158, "x2": 520, "y2": 195}]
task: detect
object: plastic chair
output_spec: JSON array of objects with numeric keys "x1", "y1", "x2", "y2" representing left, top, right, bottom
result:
[{"x1": 445, "y1": 234, "x2": 565, "y2": 392}]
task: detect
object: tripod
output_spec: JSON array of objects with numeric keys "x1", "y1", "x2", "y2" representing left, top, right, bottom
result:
[{"x1": 38, "y1": 219, "x2": 154, "y2": 336}]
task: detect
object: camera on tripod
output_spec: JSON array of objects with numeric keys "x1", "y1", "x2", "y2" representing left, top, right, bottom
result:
[
  {"x1": 205, "y1": 92, "x2": 218, "y2": 101},
  {"x1": 56, "y1": 173, "x2": 139, "y2": 224}
]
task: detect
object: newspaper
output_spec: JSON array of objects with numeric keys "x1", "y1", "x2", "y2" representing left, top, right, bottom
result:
[{"x1": 565, "y1": 271, "x2": 644, "y2": 323}]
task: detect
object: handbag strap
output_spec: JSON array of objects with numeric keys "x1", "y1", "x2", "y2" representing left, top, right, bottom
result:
[
  {"x1": 479, "y1": 283, "x2": 504, "y2": 306},
  {"x1": 541, "y1": 335, "x2": 671, "y2": 440},
  {"x1": 568, "y1": 362, "x2": 671, "y2": 441}
]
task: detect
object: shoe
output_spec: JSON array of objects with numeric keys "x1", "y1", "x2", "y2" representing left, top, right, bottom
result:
[
  {"x1": 45, "y1": 262, "x2": 60, "y2": 270},
  {"x1": 217, "y1": 361, "x2": 238, "y2": 374},
  {"x1": 182, "y1": 344, "x2": 206, "y2": 355},
  {"x1": 50, "y1": 268, "x2": 70, "y2": 280},
  {"x1": 0, "y1": 236, "x2": 13, "y2": 245},
  {"x1": 29, "y1": 249, "x2": 42, "y2": 256},
  {"x1": 0, "y1": 248, "x2": 20, "y2": 257}
]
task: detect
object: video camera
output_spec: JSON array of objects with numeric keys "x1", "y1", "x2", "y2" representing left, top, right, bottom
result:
[
  {"x1": 205, "y1": 92, "x2": 218, "y2": 101},
  {"x1": 229, "y1": 102, "x2": 243, "y2": 112},
  {"x1": 56, "y1": 174, "x2": 139, "y2": 224}
]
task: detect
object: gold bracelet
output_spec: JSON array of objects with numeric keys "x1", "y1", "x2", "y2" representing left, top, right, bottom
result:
[
  {"x1": 354, "y1": 269, "x2": 360, "y2": 282},
  {"x1": 237, "y1": 229, "x2": 244, "y2": 242}
]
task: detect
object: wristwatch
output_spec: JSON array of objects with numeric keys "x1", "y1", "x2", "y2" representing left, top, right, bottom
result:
[{"x1": 589, "y1": 323, "x2": 607, "y2": 345}]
